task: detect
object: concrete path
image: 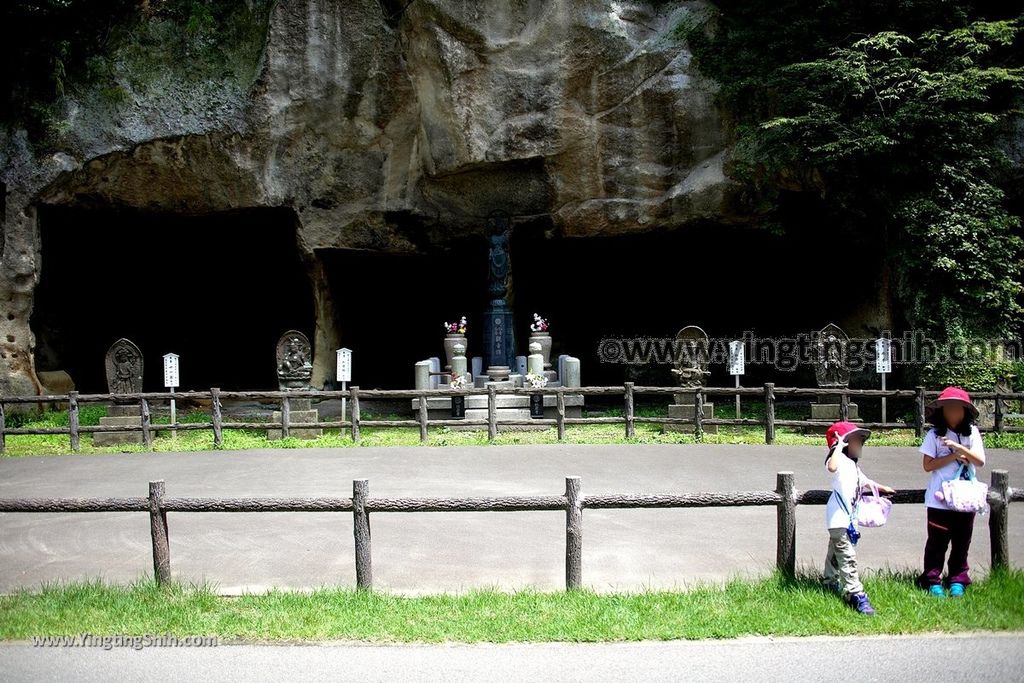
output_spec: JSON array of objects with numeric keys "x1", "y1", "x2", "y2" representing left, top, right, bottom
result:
[
  {"x1": 2, "y1": 634, "x2": 1021, "y2": 682},
  {"x1": 1, "y1": 444, "x2": 1022, "y2": 593}
]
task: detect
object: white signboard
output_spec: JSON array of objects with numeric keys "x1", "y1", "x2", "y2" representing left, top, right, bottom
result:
[
  {"x1": 875, "y1": 337, "x2": 891, "y2": 374},
  {"x1": 728, "y1": 341, "x2": 745, "y2": 376},
  {"x1": 336, "y1": 348, "x2": 352, "y2": 383},
  {"x1": 163, "y1": 353, "x2": 180, "y2": 389}
]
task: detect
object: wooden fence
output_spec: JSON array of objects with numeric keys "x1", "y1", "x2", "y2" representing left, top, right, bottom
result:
[
  {"x1": 2, "y1": 385, "x2": 1024, "y2": 452},
  {"x1": 0, "y1": 471, "x2": 1019, "y2": 590}
]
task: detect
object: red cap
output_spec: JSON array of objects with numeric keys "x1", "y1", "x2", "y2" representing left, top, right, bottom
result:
[
  {"x1": 926, "y1": 386, "x2": 979, "y2": 420},
  {"x1": 826, "y1": 421, "x2": 872, "y2": 449}
]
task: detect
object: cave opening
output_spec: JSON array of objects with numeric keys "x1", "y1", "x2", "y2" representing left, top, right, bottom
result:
[
  {"x1": 319, "y1": 240, "x2": 488, "y2": 389},
  {"x1": 321, "y1": 217, "x2": 883, "y2": 391},
  {"x1": 32, "y1": 205, "x2": 314, "y2": 392},
  {"x1": 510, "y1": 220, "x2": 886, "y2": 389}
]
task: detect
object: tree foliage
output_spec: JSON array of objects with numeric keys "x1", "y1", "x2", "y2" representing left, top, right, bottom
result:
[{"x1": 688, "y1": 1, "x2": 1024, "y2": 342}]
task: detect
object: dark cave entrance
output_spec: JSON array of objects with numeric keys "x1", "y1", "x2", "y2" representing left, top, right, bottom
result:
[
  {"x1": 32, "y1": 206, "x2": 314, "y2": 392},
  {"x1": 321, "y1": 217, "x2": 884, "y2": 391},
  {"x1": 509, "y1": 220, "x2": 886, "y2": 389},
  {"x1": 320, "y1": 241, "x2": 488, "y2": 389}
]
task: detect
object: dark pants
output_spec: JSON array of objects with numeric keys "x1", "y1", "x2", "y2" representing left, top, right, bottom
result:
[{"x1": 919, "y1": 507, "x2": 975, "y2": 587}]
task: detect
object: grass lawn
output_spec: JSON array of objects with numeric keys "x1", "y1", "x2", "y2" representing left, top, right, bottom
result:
[
  {"x1": 5, "y1": 403, "x2": 1024, "y2": 456},
  {"x1": 2, "y1": 571, "x2": 1022, "y2": 642}
]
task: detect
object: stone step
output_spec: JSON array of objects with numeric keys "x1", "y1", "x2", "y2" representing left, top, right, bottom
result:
[
  {"x1": 92, "y1": 431, "x2": 144, "y2": 447},
  {"x1": 464, "y1": 408, "x2": 536, "y2": 421},
  {"x1": 412, "y1": 394, "x2": 584, "y2": 410},
  {"x1": 98, "y1": 416, "x2": 144, "y2": 427},
  {"x1": 107, "y1": 405, "x2": 142, "y2": 418},
  {"x1": 271, "y1": 410, "x2": 319, "y2": 422}
]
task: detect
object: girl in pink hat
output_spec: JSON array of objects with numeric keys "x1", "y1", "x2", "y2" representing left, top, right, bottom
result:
[
  {"x1": 918, "y1": 386, "x2": 986, "y2": 597},
  {"x1": 823, "y1": 421, "x2": 896, "y2": 615}
]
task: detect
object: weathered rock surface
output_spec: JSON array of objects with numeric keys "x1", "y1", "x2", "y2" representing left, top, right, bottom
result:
[{"x1": 1, "y1": 0, "x2": 745, "y2": 394}]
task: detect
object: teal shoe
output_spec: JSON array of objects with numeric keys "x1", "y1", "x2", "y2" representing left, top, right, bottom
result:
[
  {"x1": 929, "y1": 585, "x2": 946, "y2": 598},
  {"x1": 949, "y1": 583, "x2": 965, "y2": 597}
]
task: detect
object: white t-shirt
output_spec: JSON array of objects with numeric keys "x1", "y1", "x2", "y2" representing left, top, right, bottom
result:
[
  {"x1": 920, "y1": 426, "x2": 985, "y2": 510},
  {"x1": 825, "y1": 453, "x2": 869, "y2": 530}
]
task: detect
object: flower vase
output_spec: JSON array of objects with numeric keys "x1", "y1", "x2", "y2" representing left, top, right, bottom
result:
[
  {"x1": 529, "y1": 331, "x2": 552, "y2": 369},
  {"x1": 443, "y1": 333, "x2": 466, "y2": 370}
]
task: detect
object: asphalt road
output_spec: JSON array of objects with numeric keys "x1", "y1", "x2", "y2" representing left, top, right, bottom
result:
[
  {"x1": 2, "y1": 634, "x2": 1021, "y2": 682},
  {"x1": 1, "y1": 444, "x2": 1022, "y2": 593}
]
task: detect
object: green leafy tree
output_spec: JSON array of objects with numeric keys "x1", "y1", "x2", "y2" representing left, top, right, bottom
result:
[{"x1": 688, "y1": 3, "x2": 1024, "y2": 354}]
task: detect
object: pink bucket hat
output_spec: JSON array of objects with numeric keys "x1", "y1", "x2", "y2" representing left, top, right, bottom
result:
[
  {"x1": 925, "y1": 386, "x2": 979, "y2": 421},
  {"x1": 826, "y1": 421, "x2": 871, "y2": 449}
]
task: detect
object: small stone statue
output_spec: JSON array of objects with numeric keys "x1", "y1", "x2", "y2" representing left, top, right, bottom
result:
[
  {"x1": 105, "y1": 338, "x2": 143, "y2": 395},
  {"x1": 814, "y1": 323, "x2": 850, "y2": 387},
  {"x1": 672, "y1": 326, "x2": 711, "y2": 389},
  {"x1": 276, "y1": 330, "x2": 313, "y2": 390}
]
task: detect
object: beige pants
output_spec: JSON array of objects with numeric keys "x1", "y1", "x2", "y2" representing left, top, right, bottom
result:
[{"x1": 824, "y1": 527, "x2": 864, "y2": 598}]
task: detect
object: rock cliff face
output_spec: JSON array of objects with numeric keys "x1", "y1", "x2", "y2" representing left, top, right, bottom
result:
[{"x1": 1, "y1": 0, "x2": 744, "y2": 394}]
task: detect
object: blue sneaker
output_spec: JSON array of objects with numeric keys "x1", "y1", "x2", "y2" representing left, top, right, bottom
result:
[
  {"x1": 949, "y1": 583, "x2": 965, "y2": 597},
  {"x1": 929, "y1": 585, "x2": 946, "y2": 598},
  {"x1": 848, "y1": 592, "x2": 876, "y2": 615}
]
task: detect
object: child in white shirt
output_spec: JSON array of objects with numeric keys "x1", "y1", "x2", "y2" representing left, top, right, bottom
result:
[
  {"x1": 823, "y1": 421, "x2": 896, "y2": 615},
  {"x1": 917, "y1": 387, "x2": 986, "y2": 597}
]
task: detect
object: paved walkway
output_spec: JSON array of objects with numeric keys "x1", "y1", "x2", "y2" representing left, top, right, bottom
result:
[
  {"x1": 1, "y1": 444, "x2": 1022, "y2": 593},
  {"x1": 3, "y1": 634, "x2": 1022, "y2": 682}
]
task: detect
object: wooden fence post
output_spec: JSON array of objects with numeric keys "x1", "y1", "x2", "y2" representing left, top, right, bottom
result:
[
  {"x1": 624, "y1": 382, "x2": 635, "y2": 439},
  {"x1": 280, "y1": 396, "x2": 291, "y2": 439},
  {"x1": 764, "y1": 383, "x2": 776, "y2": 445},
  {"x1": 694, "y1": 390, "x2": 705, "y2": 440},
  {"x1": 68, "y1": 391, "x2": 80, "y2": 452},
  {"x1": 211, "y1": 388, "x2": 223, "y2": 448},
  {"x1": 418, "y1": 395, "x2": 428, "y2": 443},
  {"x1": 914, "y1": 386, "x2": 926, "y2": 438},
  {"x1": 0, "y1": 400, "x2": 5, "y2": 455},
  {"x1": 776, "y1": 471, "x2": 796, "y2": 580},
  {"x1": 353, "y1": 479, "x2": 372, "y2": 590},
  {"x1": 994, "y1": 390, "x2": 1004, "y2": 434},
  {"x1": 556, "y1": 390, "x2": 566, "y2": 441},
  {"x1": 140, "y1": 398, "x2": 153, "y2": 449},
  {"x1": 565, "y1": 476, "x2": 582, "y2": 591},
  {"x1": 148, "y1": 480, "x2": 171, "y2": 585},
  {"x1": 350, "y1": 386, "x2": 361, "y2": 443},
  {"x1": 990, "y1": 470, "x2": 1010, "y2": 570},
  {"x1": 487, "y1": 385, "x2": 497, "y2": 441},
  {"x1": 839, "y1": 391, "x2": 850, "y2": 422}
]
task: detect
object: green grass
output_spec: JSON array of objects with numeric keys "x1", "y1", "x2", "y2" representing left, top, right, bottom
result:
[
  {"x1": 4, "y1": 405, "x2": 1024, "y2": 457},
  {"x1": 2, "y1": 571, "x2": 1023, "y2": 642}
]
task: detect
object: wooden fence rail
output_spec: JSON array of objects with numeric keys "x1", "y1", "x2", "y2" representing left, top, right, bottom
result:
[
  {"x1": 2, "y1": 385, "x2": 1024, "y2": 453},
  {"x1": 0, "y1": 471, "x2": 1019, "y2": 591}
]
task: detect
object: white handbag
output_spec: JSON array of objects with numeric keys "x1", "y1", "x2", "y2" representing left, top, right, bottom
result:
[
  {"x1": 940, "y1": 463, "x2": 989, "y2": 514},
  {"x1": 855, "y1": 483, "x2": 892, "y2": 528}
]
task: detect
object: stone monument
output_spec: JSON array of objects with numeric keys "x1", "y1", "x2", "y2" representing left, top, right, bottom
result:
[
  {"x1": 482, "y1": 210, "x2": 517, "y2": 379},
  {"x1": 664, "y1": 326, "x2": 716, "y2": 434},
  {"x1": 809, "y1": 323, "x2": 859, "y2": 422},
  {"x1": 268, "y1": 330, "x2": 322, "y2": 440},
  {"x1": 94, "y1": 338, "x2": 145, "y2": 446}
]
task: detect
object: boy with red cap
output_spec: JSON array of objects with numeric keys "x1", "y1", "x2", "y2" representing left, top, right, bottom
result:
[
  {"x1": 918, "y1": 386, "x2": 986, "y2": 597},
  {"x1": 823, "y1": 421, "x2": 896, "y2": 615}
]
